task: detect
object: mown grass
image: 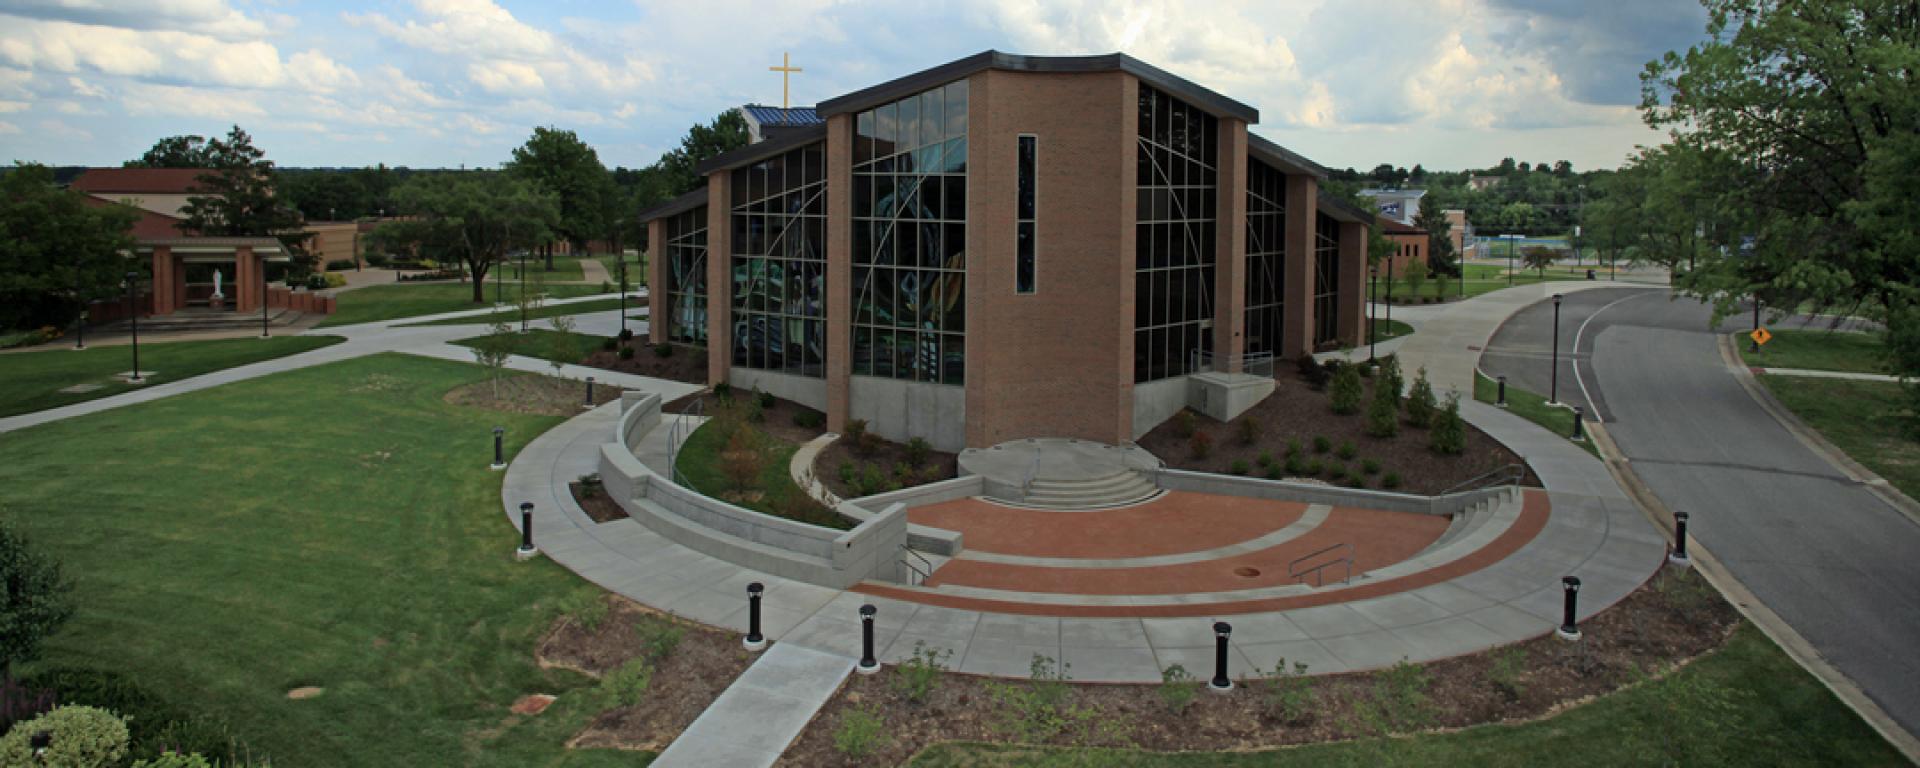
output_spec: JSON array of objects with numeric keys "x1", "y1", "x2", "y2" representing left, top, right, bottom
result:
[
  {"x1": 0, "y1": 353, "x2": 638, "y2": 766},
  {"x1": 0, "y1": 335, "x2": 344, "y2": 417},
  {"x1": 318, "y1": 282, "x2": 605, "y2": 327},
  {"x1": 451, "y1": 328, "x2": 611, "y2": 367},
  {"x1": 1760, "y1": 375, "x2": 1919, "y2": 501},
  {"x1": 402, "y1": 296, "x2": 636, "y2": 328},
  {"x1": 1738, "y1": 329, "x2": 1889, "y2": 375},
  {"x1": 674, "y1": 409, "x2": 849, "y2": 529},
  {"x1": 1473, "y1": 370, "x2": 1599, "y2": 459},
  {"x1": 911, "y1": 624, "x2": 1902, "y2": 767}
]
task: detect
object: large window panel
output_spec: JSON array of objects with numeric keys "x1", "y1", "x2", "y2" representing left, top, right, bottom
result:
[
  {"x1": 1244, "y1": 159, "x2": 1286, "y2": 358},
  {"x1": 664, "y1": 206, "x2": 709, "y2": 346},
  {"x1": 1313, "y1": 211, "x2": 1340, "y2": 347},
  {"x1": 1134, "y1": 84, "x2": 1218, "y2": 382},
  {"x1": 731, "y1": 143, "x2": 827, "y2": 377}
]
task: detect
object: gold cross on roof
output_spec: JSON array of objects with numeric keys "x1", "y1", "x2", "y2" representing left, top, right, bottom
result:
[{"x1": 769, "y1": 52, "x2": 802, "y2": 110}]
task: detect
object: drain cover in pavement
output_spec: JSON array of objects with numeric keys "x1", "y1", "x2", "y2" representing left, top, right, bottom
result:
[{"x1": 1234, "y1": 567, "x2": 1261, "y2": 578}]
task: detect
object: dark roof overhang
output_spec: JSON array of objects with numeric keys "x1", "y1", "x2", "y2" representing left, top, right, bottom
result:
[
  {"x1": 1248, "y1": 134, "x2": 1329, "y2": 179},
  {"x1": 1316, "y1": 192, "x2": 1376, "y2": 225},
  {"x1": 691, "y1": 124, "x2": 828, "y2": 177},
  {"x1": 816, "y1": 51, "x2": 1259, "y2": 124},
  {"x1": 636, "y1": 187, "x2": 710, "y2": 226}
]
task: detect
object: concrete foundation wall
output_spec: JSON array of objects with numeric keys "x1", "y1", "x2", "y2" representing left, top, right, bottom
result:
[
  {"x1": 838, "y1": 476, "x2": 980, "y2": 555},
  {"x1": 729, "y1": 368, "x2": 828, "y2": 413},
  {"x1": 617, "y1": 391, "x2": 663, "y2": 452},
  {"x1": 849, "y1": 375, "x2": 966, "y2": 452},
  {"x1": 1131, "y1": 376, "x2": 1191, "y2": 440},
  {"x1": 1187, "y1": 372, "x2": 1275, "y2": 422}
]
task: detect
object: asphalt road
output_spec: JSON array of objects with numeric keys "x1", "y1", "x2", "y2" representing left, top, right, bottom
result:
[{"x1": 1481, "y1": 288, "x2": 1920, "y2": 739}]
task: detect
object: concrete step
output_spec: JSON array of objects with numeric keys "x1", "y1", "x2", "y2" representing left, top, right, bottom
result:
[
  {"x1": 1017, "y1": 470, "x2": 1161, "y2": 509},
  {"x1": 113, "y1": 308, "x2": 302, "y2": 332}
]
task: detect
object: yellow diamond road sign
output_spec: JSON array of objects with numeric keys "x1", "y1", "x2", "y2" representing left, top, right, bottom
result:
[{"x1": 1751, "y1": 327, "x2": 1772, "y2": 346}]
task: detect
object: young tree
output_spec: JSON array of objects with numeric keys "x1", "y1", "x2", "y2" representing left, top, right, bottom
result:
[
  {"x1": 0, "y1": 164, "x2": 138, "y2": 329},
  {"x1": 1329, "y1": 363, "x2": 1364, "y2": 415},
  {"x1": 506, "y1": 127, "x2": 617, "y2": 269},
  {"x1": 1430, "y1": 393, "x2": 1466, "y2": 455},
  {"x1": 546, "y1": 315, "x2": 578, "y2": 379},
  {"x1": 1405, "y1": 367, "x2": 1438, "y2": 428},
  {"x1": 0, "y1": 520, "x2": 76, "y2": 684},
  {"x1": 1365, "y1": 381, "x2": 1399, "y2": 438},
  {"x1": 471, "y1": 317, "x2": 516, "y2": 399},
  {"x1": 1413, "y1": 203, "x2": 1457, "y2": 277},
  {"x1": 1522, "y1": 246, "x2": 1556, "y2": 278},
  {"x1": 372, "y1": 172, "x2": 559, "y2": 304},
  {"x1": 719, "y1": 427, "x2": 765, "y2": 498},
  {"x1": 125, "y1": 135, "x2": 214, "y2": 168}
]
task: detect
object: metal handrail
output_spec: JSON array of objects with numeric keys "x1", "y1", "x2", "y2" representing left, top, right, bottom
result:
[
  {"x1": 1020, "y1": 448, "x2": 1043, "y2": 494},
  {"x1": 899, "y1": 545, "x2": 933, "y2": 586},
  {"x1": 1190, "y1": 349, "x2": 1277, "y2": 377},
  {"x1": 665, "y1": 394, "x2": 706, "y2": 487},
  {"x1": 1438, "y1": 463, "x2": 1526, "y2": 496},
  {"x1": 1288, "y1": 542, "x2": 1354, "y2": 587}
]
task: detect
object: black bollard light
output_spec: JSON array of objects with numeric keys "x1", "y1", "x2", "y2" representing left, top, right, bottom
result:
[
  {"x1": 857, "y1": 604, "x2": 879, "y2": 674},
  {"x1": 516, "y1": 502, "x2": 537, "y2": 559},
  {"x1": 1557, "y1": 576, "x2": 1583, "y2": 641},
  {"x1": 584, "y1": 376, "x2": 596, "y2": 408},
  {"x1": 491, "y1": 426, "x2": 506, "y2": 470},
  {"x1": 1669, "y1": 512, "x2": 1692, "y2": 566},
  {"x1": 1496, "y1": 375, "x2": 1508, "y2": 408},
  {"x1": 744, "y1": 582, "x2": 767, "y2": 651},
  {"x1": 74, "y1": 310, "x2": 87, "y2": 350},
  {"x1": 1570, "y1": 406, "x2": 1586, "y2": 442},
  {"x1": 1209, "y1": 621, "x2": 1234, "y2": 692}
]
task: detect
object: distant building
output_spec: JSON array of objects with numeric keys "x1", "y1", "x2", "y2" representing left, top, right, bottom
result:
[
  {"x1": 737, "y1": 105, "x2": 823, "y2": 143},
  {"x1": 1358, "y1": 188, "x2": 1425, "y2": 226},
  {"x1": 1444, "y1": 209, "x2": 1471, "y2": 257},
  {"x1": 1468, "y1": 175, "x2": 1504, "y2": 191},
  {"x1": 1377, "y1": 216, "x2": 1427, "y2": 278}
]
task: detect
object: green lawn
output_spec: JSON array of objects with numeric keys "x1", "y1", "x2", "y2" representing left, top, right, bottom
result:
[
  {"x1": 913, "y1": 624, "x2": 1902, "y2": 767},
  {"x1": 402, "y1": 296, "x2": 637, "y2": 328},
  {"x1": 676, "y1": 415, "x2": 849, "y2": 529},
  {"x1": 452, "y1": 328, "x2": 610, "y2": 367},
  {"x1": 0, "y1": 353, "x2": 637, "y2": 767},
  {"x1": 1368, "y1": 318, "x2": 1415, "y2": 343},
  {"x1": 319, "y1": 282, "x2": 606, "y2": 328},
  {"x1": 0, "y1": 335, "x2": 344, "y2": 418},
  {"x1": 1759, "y1": 375, "x2": 1918, "y2": 500},
  {"x1": 1474, "y1": 370, "x2": 1599, "y2": 459},
  {"x1": 1739, "y1": 329, "x2": 1889, "y2": 375},
  {"x1": 595, "y1": 254, "x2": 647, "y2": 288},
  {"x1": 1378, "y1": 266, "x2": 1590, "y2": 303}
]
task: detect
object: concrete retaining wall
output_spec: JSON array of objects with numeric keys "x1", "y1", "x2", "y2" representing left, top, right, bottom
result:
[
  {"x1": 838, "y1": 476, "x2": 979, "y2": 556},
  {"x1": 849, "y1": 376, "x2": 966, "y2": 453},
  {"x1": 1156, "y1": 468, "x2": 1505, "y2": 517},
  {"x1": 617, "y1": 391, "x2": 662, "y2": 452},
  {"x1": 729, "y1": 368, "x2": 828, "y2": 413}
]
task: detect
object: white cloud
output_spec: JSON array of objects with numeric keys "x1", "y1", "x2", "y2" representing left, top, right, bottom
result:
[
  {"x1": 0, "y1": 119, "x2": 18, "y2": 134},
  {"x1": 352, "y1": 0, "x2": 654, "y2": 96},
  {"x1": 288, "y1": 50, "x2": 358, "y2": 93},
  {"x1": 121, "y1": 83, "x2": 265, "y2": 117},
  {"x1": 468, "y1": 60, "x2": 544, "y2": 94},
  {"x1": 613, "y1": 102, "x2": 637, "y2": 120},
  {"x1": 0, "y1": 0, "x2": 273, "y2": 40},
  {"x1": 0, "y1": 99, "x2": 25, "y2": 112},
  {"x1": 66, "y1": 75, "x2": 103, "y2": 97},
  {"x1": 0, "y1": 18, "x2": 286, "y2": 88}
]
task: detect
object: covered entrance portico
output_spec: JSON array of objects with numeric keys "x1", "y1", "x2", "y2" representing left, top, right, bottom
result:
[{"x1": 138, "y1": 237, "x2": 288, "y2": 316}]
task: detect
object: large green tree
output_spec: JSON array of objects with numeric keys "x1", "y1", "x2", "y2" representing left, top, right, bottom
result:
[
  {"x1": 0, "y1": 164, "x2": 138, "y2": 329},
  {"x1": 1413, "y1": 202, "x2": 1457, "y2": 277},
  {"x1": 506, "y1": 127, "x2": 615, "y2": 269},
  {"x1": 125, "y1": 135, "x2": 214, "y2": 169},
  {"x1": 649, "y1": 109, "x2": 750, "y2": 199},
  {"x1": 371, "y1": 173, "x2": 559, "y2": 303},
  {"x1": 0, "y1": 519, "x2": 75, "y2": 683},
  {"x1": 179, "y1": 126, "x2": 310, "y2": 274}
]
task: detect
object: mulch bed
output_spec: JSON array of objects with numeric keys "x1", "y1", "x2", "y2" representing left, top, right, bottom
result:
[
  {"x1": 1138, "y1": 361, "x2": 1536, "y2": 495},
  {"x1": 813, "y1": 436, "x2": 960, "y2": 501},
  {"x1": 569, "y1": 480, "x2": 628, "y2": 523},
  {"x1": 661, "y1": 390, "x2": 827, "y2": 446},
  {"x1": 537, "y1": 596, "x2": 755, "y2": 753},
  {"x1": 581, "y1": 341, "x2": 708, "y2": 386},
  {"x1": 778, "y1": 566, "x2": 1738, "y2": 766},
  {"x1": 444, "y1": 373, "x2": 627, "y2": 417}
]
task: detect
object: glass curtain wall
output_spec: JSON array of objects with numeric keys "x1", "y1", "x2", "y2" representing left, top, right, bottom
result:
[
  {"x1": 730, "y1": 144, "x2": 827, "y2": 377},
  {"x1": 1313, "y1": 211, "x2": 1340, "y2": 346},
  {"x1": 665, "y1": 206, "x2": 709, "y2": 346},
  {"x1": 1244, "y1": 159, "x2": 1286, "y2": 358},
  {"x1": 851, "y1": 80, "x2": 968, "y2": 384},
  {"x1": 1134, "y1": 84, "x2": 1219, "y2": 383}
]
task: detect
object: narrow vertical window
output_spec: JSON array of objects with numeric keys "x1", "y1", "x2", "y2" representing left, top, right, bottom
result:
[{"x1": 1016, "y1": 134, "x2": 1037, "y2": 294}]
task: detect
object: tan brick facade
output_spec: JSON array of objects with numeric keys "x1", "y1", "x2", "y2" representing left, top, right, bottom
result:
[{"x1": 646, "y1": 218, "x2": 668, "y2": 345}]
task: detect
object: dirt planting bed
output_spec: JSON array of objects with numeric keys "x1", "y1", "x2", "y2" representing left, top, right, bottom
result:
[
  {"x1": 813, "y1": 434, "x2": 960, "y2": 501},
  {"x1": 444, "y1": 373, "x2": 627, "y2": 417},
  {"x1": 581, "y1": 342, "x2": 709, "y2": 386}
]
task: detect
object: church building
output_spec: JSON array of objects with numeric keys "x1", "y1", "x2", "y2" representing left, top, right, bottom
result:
[{"x1": 641, "y1": 51, "x2": 1374, "y2": 451}]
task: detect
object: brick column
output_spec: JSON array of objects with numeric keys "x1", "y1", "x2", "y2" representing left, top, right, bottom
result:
[
  {"x1": 1281, "y1": 174, "x2": 1317, "y2": 358},
  {"x1": 705, "y1": 172, "x2": 732, "y2": 387},
  {"x1": 151, "y1": 246, "x2": 176, "y2": 315},
  {"x1": 234, "y1": 246, "x2": 257, "y2": 311},
  {"x1": 1213, "y1": 119, "x2": 1249, "y2": 373},
  {"x1": 647, "y1": 218, "x2": 668, "y2": 345},
  {"x1": 824, "y1": 113, "x2": 854, "y2": 433},
  {"x1": 1336, "y1": 220, "x2": 1367, "y2": 347}
]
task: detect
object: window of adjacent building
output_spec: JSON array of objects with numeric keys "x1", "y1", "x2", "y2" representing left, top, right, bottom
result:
[
  {"x1": 665, "y1": 206, "x2": 709, "y2": 346},
  {"x1": 1134, "y1": 84, "x2": 1219, "y2": 383},
  {"x1": 851, "y1": 79, "x2": 968, "y2": 385},
  {"x1": 1313, "y1": 212, "x2": 1340, "y2": 346},
  {"x1": 1016, "y1": 134, "x2": 1037, "y2": 294},
  {"x1": 729, "y1": 142, "x2": 828, "y2": 377},
  {"x1": 1244, "y1": 159, "x2": 1286, "y2": 357}
]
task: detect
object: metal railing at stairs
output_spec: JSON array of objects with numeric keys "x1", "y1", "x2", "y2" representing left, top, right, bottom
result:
[
  {"x1": 1289, "y1": 542, "x2": 1354, "y2": 587},
  {"x1": 1439, "y1": 463, "x2": 1526, "y2": 496},
  {"x1": 665, "y1": 394, "x2": 706, "y2": 487},
  {"x1": 899, "y1": 545, "x2": 933, "y2": 586}
]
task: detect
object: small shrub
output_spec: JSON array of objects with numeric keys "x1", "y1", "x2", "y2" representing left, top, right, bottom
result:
[
  {"x1": 617, "y1": 346, "x2": 635, "y2": 360},
  {"x1": 843, "y1": 419, "x2": 871, "y2": 454},
  {"x1": 1329, "y1": 362, "x2": 1364, "y2": 414},
  {"x1": 1236, "y1": 417, "x2": 1261, "y2": 446},
  {"x1": 1284, "y1": 454, "x2": 1305, "y2": 475},
  {"x1": 1262, "y1": 659, "x2": 1314, "y2": 725},
  {"x1": 833, "y1": 705, "x2": 890, "y2": 761},
  {"x1": 1257, "y1": 451, "x2": 1275, "y2": 468},
  {"x1": 1312, "y1": 436, "x2": 1332, "y2": 454},
  {"x1": 792, "y1": 409, "x2": 825, "y2": 430},
  {"x1": 1158, "y1": 664, "x2": 1200, "y2": 714},
  {"x1": 1382, "y1": 471, "x2": 1403, "y2": 489},
  {"x1": 837, "y1": 461, "x2": 857, "y2": 486},
  {"x1": 1405, "y1": 367, "x2": 1438, "y2": 427},
  {"x1": 634, "y1": 614, "x2": 684, "y2": 663},
  {"x1": 1229, "y1": 460, "x2": 1250, "y2": 476},
  {"x1": 653, "y1": 343, "x2": 673, "y2": 358},
  {"x1": 1297, "y1": 355, "x2": 1332, "y2": 390},
  {"x1": 719, "y1": 427, "x2": 765, "y2": 494},
  {"x1": 0, "y1": 705, "x2": 130, "y2": 768},
  {"x1": 1328, "y1": 462, "x2": 1347, "y2": 482},
  {"x1": 1286, "y1": 439, "x2": 1303, "y2": 458},
  {"x1": 904, "y1": 437, "x2": 931, "y2": 468},
  {"x1": 1373, "y1": 659, "x2": 1433, "y2": 732},
  {"x1": 756, "y1": 389, "x2": 776, "y2": 409},
  {"x1": 1189, "y1": 430, "x2": 1213, "y2": 460},
  {"x1": 596, "y1": 658, "x2": 652, "y2": 708},
  {"x1": 1365, "y1": 387, "x2": 1401, "y2": 437},
  {"x1": 984, "y1": 655, "x2": 1081, "y2": 742},
  {"x1": 600, "y1": 337, "x2": 618, "y2": 352},
  {"x1": 324, "y1": 258, "x2": 357, "y2": 271},
  {"x1": 1378, "y1": 355, "x2": 1404, "y2": 402},
  {"x1": 1488, "y1": 647, "x2": 1528, "y2": 700},
  {"x1": 713, "y1": 382, "x2": 733, "y2": 399},
  {"x1": 892, "y1": 641, "x2": 953, "y2": 704},
  {"x1": 1361, "y1": 458, "x2": 1381, "y2": 475},
  {"x1": 617, "y1": 327, "x2": 634, "y2": 342},
  {"x1": 1335, "y1": 441, "x2": 1357, "y2": 460},
  {"x1": 1430, "y1": 392, "x2": 1466, "y2": 455},
  {"x1": 1265, "y1": 463, "x2": 1285, "y2": 480},
  {"x1": 1306, "y1": 459, "x2": 1324, "y2": 476},
  {"x1": 557, "y1": 588, "x2": 610, "y2": 632},
  {"x1": 133, "y1": 755, "x2": 214, "y2": 768},
  {"x1": 1172, "y1": 409, "x2": 1198, "y2": 438}
]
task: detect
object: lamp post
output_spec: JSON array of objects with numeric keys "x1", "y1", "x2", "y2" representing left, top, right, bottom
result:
[
  {"x1": 618, "y1": 257, "x2": 629, "y2": 338},
  {"x1": 1368, "y1": 266, "x2": 1378, "y2": 361},
  {"x1": 1549, "y1": 293, "x2": 1563, "y2": 406},
  {"x1": 1506, "y1": 235, "x2": 1517, "y2": 286},
  {"x1": 261, "y1": 254, "x2": 270, "y2": 338},
  {"x1": 1384, "y1": 248, "x2": 1395, "y2": 334},
  {"x1": 125, "y1": 272, "x2": 142, "y2": 382},
  {"x1": 74, "y1": 309, "x2": 86, "y2": 351},
  {"x1": 1750, "y1": 297, "x2": 1763, "y2": 353},
  {"x1": 519, "y1": 249, "x2": 528, "y2": 333}
]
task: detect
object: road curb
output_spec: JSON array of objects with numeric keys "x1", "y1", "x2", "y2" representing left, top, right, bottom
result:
[
  {"x1": 1714, "y1": 332, "x2": 1920, "y2": 529},
  {"x1": 1588, "y1": 419, "x2": 1920, "y2": 763}
]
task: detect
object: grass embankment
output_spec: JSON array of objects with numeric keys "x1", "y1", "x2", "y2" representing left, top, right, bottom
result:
[
  {"x1": 1738, "y1": 329, "x2": 1889, "y2": 374},
  {"x1": 0, "y1": 335, "x2": 344, "y2": 418},
  {"x1": 913, "y1": 624, "x2": 1902, "y2": 767},
  {"x1": 674, "y1": 400, "x2": 849, "y2": 530},
  {"x1": 1367, "y1": 318, "x2": 1415, "y2": 343},
  {"x1": 318, "y1": 282, "x2": 605, "y2": 327},
  {"x1": 0, "y1": 353, "x2": 638, "y2": 767},
  {"x1": 1760, "y1": 376, "x2": 1918, "y2": 501},
  {"x1": 1473, "y1": 370, "x2": 1599, "y2": 459},
  {"x1": 402, "y1": 297, "x2": 636, "y2": 328},
  {"x1": 1379, "y1": 263, "x2": 1591, "y2": 303},
  {"x1": 452, "y1": 328, "x2": 610, "y2": 367}
]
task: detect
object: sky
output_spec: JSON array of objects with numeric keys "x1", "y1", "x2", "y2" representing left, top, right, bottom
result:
[{"x1": 0, "y1": 0, "x2": 1708, "y2": 173}]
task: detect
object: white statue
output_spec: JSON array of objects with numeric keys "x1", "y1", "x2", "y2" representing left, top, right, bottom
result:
[{"x1": 211, "y1": 268, "x2": 225, "y2": 299}]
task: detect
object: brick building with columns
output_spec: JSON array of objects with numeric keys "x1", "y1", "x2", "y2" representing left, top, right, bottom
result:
[{"x1": 639, "y1": 51, "x2": 1372, "y2": 451}]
